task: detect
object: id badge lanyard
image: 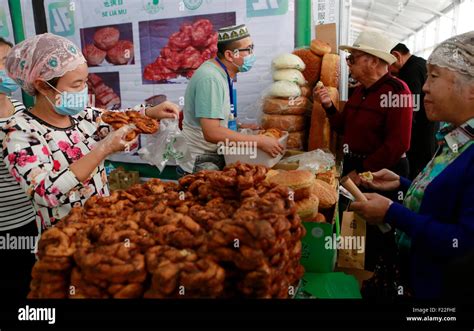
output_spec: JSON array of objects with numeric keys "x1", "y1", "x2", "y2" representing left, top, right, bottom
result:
[{"x1": 215, "y1": 57, "x2": 237, "y2": 131}]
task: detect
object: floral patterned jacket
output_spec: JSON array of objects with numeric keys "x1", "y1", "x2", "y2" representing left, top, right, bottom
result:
[{"x1": 2, "y1": 107, "x2": 110, "y2": 231}]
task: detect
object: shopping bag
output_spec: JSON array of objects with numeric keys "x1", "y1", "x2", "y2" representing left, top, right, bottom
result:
[{"x1": 337, "y1": 211, "x2": 366, "y2": 270}]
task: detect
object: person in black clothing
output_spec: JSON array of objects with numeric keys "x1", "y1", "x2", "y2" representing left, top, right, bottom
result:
[{"x1": 390, "y1": 43, "x2": 438, "y2": 179}]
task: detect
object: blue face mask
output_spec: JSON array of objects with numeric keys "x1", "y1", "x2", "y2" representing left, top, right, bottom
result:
[
  {"x1": 237, "y1": 54, "x2": 256, "y2": 72},
  {"x1": 45, "y1": 81, "x2": 89, "y2": 116},
  {"x1": 0, "y1": 70, "x2": 20, "y2": 95}
]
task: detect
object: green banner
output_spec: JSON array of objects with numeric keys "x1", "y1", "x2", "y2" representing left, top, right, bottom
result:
[
  {"x1": 295, "y1": 0, "x2": 311, "y2": 48},
  {"x1": 8, "y1": 0, "x2": 34, "y2": 107}
]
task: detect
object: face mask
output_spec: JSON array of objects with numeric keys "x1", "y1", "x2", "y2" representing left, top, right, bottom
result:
[
  {"x1": 44, "y1": 81, "x2": 88, "y2": 116},
  {"x1": 0, "y1": 70, "x2": 19, "y2": 95},
  {"x1": 236, "y1": 54, "x2": 256, "y2": 72}
]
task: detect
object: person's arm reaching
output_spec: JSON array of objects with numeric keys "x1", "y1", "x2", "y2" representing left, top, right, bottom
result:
[
  {"x1": 314, "y1": 85, "x2": 346, "y2": 134},
  {"x1": 385, "y1": 159, "x2": 474, "y2": 258},
  {"x1": 385, "y1": 196, "x2": 474, "y2": 259},
  {"x1": 193, "y1": 77, "x2": 283, "y2": 157},
  {"x1": 200, "y1": 118, "x2": 283, "y2": 157}
]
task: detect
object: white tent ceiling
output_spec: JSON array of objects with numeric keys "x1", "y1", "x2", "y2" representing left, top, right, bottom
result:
[{"x1": 350, "y1": 0, "x2": 455, "y2": 43}]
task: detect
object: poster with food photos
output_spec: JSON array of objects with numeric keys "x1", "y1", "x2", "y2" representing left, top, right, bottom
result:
[{"x1": 43, "y1": 0, "x2": 295, "y2": 165}]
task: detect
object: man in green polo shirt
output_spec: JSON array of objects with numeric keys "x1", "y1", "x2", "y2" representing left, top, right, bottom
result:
[{"x1": 181, "y1": 24, "x2": 283, "y2": 174}]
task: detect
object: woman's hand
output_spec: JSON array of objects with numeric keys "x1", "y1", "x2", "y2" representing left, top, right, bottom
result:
[
  {"x1": 350, "y1": 193, "x2": 393, "y2": 224},
  {"x1": 360, "y1": 169, "x2": 401, "y2": 191},
  {"x1": 256, "y1": 135, "x2": 284, "y2": 158},
  {"x1": 71, "y1": 125, "x2": 138, "y2": 183},
  {"x1": 146, "y1": 101, "x2": 180, "y2": 120},
  {"x1": 96, "y1": 125, "x2": 138, "y2": 156}
]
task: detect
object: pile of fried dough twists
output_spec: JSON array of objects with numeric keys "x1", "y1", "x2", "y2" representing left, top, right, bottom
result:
[{"x1": 29, "y1": 163, "x2": 306, "y2": 299}]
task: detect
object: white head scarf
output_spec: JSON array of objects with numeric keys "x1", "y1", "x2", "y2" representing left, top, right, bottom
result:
[{"x1": 427, "y1": 31, "x2": 474, "y2": 78}]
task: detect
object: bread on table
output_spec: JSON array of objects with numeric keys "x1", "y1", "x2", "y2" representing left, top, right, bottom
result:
[
  {"x1": 287, "y1": 131, "x2": 306, "y2": 150},
  {"x1": 316, "y1": 170, "x2": 336, "y2": 187},
  {"x1": 310, "y1": 179, "x2": 338, "y2": 209},
  {"x1": 295, "y1": 194, "x2": 319, "y2": 221},
  {"x1": 266, "y1": 170, "x2": 315, "y2": 201}
]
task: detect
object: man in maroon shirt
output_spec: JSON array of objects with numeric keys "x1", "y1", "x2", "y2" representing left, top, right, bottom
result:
[
  {"x1": 315, "y1": 31, "x2": 413, "y2": 275},
  {"x1": 316, "y1": 31, "x2": 413, "y2": 185}
]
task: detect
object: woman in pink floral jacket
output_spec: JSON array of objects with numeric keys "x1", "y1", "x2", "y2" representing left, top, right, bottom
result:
[{"x1": 2, "y1": 33, "x2": 179, "y2": 232}]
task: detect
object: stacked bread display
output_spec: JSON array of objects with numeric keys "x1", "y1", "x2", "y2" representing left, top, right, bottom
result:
[{"x1": 262, "y1": 54, "x2": 313, "y2": 150}]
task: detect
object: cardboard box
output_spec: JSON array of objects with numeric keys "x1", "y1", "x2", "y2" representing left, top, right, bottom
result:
[{"x1": 315, "y1": 23, "x2": 338, "y2": 54}]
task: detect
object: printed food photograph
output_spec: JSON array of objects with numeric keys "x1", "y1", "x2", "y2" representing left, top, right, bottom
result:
[
  {"x1": 80, "y1": 23, "x2": 135, "y2": 67},
  {"x1": 87, "y1": 72, "x2": 121, "y2": 110},
  {"x1": 139, "y1": 12, "x2": 236, "y2": 84}
]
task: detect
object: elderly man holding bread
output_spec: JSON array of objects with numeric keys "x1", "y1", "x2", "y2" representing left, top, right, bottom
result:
[
  {"x1": 315, "y1": 31, "x2": 413, "y2": 183},
  {"x1": 315, "y1": 31, "x2": 413, "y2": 275}
]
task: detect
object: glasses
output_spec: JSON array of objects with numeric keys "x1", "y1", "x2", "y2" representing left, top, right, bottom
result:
[
  {"x1": 235, "y1": 44, "x2": 254, "y2": 55},
  {"x1": 346, "y1": 53, "x2": 365, "y2": 65}
]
